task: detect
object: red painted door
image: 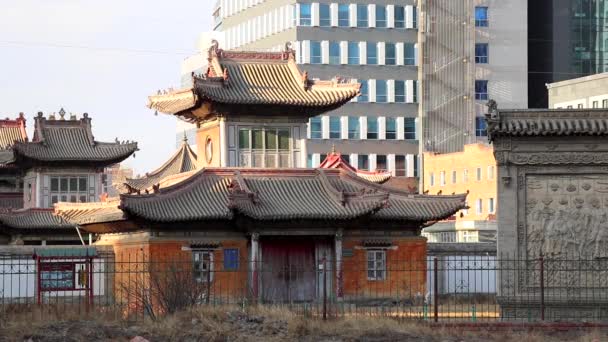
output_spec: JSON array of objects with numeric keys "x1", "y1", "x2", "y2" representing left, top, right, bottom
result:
[{"x1": 260, "y1": 240, "x2": 316, "y2": 303}]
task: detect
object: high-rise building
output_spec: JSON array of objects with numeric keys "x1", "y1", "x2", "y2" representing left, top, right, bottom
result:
[
  {"x1": 529, "y1": 0, "x2": 608, "y2": 108},
  {"x1": 418, "y1": 0, "x2": 528, "y2": 155},
  {"x1": 213, "y1": 1, "x2": 421, "y2": 178}
]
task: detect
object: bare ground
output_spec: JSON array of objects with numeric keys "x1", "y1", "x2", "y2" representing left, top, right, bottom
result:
[{"x1": 0, "y1": 306, "x2": 605, "y2": 342}]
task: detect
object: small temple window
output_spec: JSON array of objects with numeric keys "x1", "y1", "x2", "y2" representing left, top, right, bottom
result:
[
  {"x1": 309, "y1": 117, "x2": 322, "y2": 139},
  {"x1": 348, "y1": 116, "x2": 360, "y2": 139},
  {"x1": 386, "y1": 117, "x2": 396, "y2": 139},
  {"x1": 367, "y1": 42, "x2": 377, "y2": 65},
  {"x1": 385, "y1": 43, "x2": 396, "y2": 65},
  {"x1": 329, "y1": 117, "x2": 341, "y2": 139},
  {"x1": 319, "y1": 4, "x2": 331, "y2": 27},
  {"x1": 367, "y1": 117, "x2": 378, "y2": 139},
  {"x1": 338, "y1": 4, "x2": 350, "y2": 27},
  {"x1": 395, "y1": 155, "x2": 406, "y2": 176},
  {"x1": 376, "y1": 5, "x2": 387, "y2": 28},
  {"x1": 329, "y1": 41, "x2": 340, "y2": 65},
  {"x1": 357, "y1": 4, "x2": 368, "y2": 27},
  {"x1": 299, "y1": 3, "x2": 312, "y2": 26},
  {"x1": 193, "y1": 250, "x2": 214, "y2": 282},
  {"x1": 404, "y1": 43, "x2": 416, "y2": 65},
  {"x1": 223, "y1": 249, "x2": 239, "y2": 271},
  {"x1": 395, "y1": 6, "x2": 405, "y2": 28},
  {"x1": 238, "y1": 127, "x2": 291, "y2": 168},
  {"x1": 50, "y1": 176, "x2": 89, "y2": 206},
  {"x1": 367, "y1": 250, "x2": 386, "y2": 281}
]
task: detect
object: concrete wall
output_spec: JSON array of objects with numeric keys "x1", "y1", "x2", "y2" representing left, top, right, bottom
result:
[{"x1": 548, "y1": 73, "x2": 608, "y2": 109}]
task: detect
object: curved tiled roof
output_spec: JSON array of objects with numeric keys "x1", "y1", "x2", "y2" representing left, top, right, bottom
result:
[
  {"x1": 319, "y1": 151, "x2": 392, "y2": 184},
  {"x1": 120, "y1": 168, "x2": 466, "y2": 224},
  {"x1": 12, "y1": 112, "x2": 137, "y2": 166},
  {"x1": 486, "y1": 109, "x2": 608, "y2": 142},
  {"x1": 0, "y1": 208, "x2": 75, "y2": 230},
  {"x1": 124, "y1": 137, "x2": 197, "y2": 193},
  {"x1": 0, "y1": 114, "x2": 27, "y2": 149},
  {"x1": 55, "y1": 200, "x2": 125, "y2": 225},
  {"x1": 148, "y1": 43, "x2": 360, "y2": 120}
]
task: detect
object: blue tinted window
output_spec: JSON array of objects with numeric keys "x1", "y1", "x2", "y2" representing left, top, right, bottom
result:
[
  {"x1": 476, "y1": 117, "x2": 488, "y2": 137},
  {"x1": 395, "y1": 81, "x2": 405, "y2": 103},
  {"x1": 358, "y1": 155, "x2": 369, "y2": 170},
  {"x1": 475, "y1": 7, "x2": 488, "y2": 27},
  {"x1": 348, "y1": 42, "x2": 360, "y2": 65},
  {"x1": 359, "y1": 80, "x2": 368, "y2": 102},
  {"x1": 367, "y1": 42, "x2": 377, "y2": 64},
  {"x1": 310, "y1": 117, "x2": 322, "y2": 139},
  {"x1": 404, "y1": 43, "x2": 416, "y2": 65},
  {"x1": 310, "y1": 41, "x2": 322, "y2": 64},
  {"x1": 376, "y1": 80, "x2": 387, "y2": 103},
  {"x1": 307, "y1": 154, "x2": 313, "y2": 168},
  {"x1": 319, "y1": 4, "x2": 330, "y2": 26},
  {"x1": 224, "y1": 249, "x2": 239, "y2": 271},
  {"x1": 348, "y1": 117, "x2": 360, "y2": 139},
  {"x1": 404, "y1": 118, "x2": 416, "y2": 140},
  {"x1": 338, "y1": 4, "x2": 349, "y2": 27},
  {"x1": 475, "y1": 80, "x2": 488, "y2": 100},
  {"x1": 300, "y1": 4, "x2": 312, "y2": 26},
  {"x1": 376, "y1": 5, "x2": 387, "y2": 28},
  {"x1": 367, "y1": 117, "x2": 378, "y2": 139},
  {"x1": 475, "y1": 43, "x2": 488, "y2": 63},
  {"x1": 395, "y1": 6, "x2": 405, "y2": 28},
  {"x1": 385, "y1": 43, "x2": 396, "y2": 65},
  {"x1": 386, "y1": 118, "x2": 396, "y2": 139},
  {"x1": 329, "y1": 42, "x2": 340, "y2": 64},
  {"x1": 357, "y1": 4, "x2": 368, "y2": 27},
  {"x1": 330, "y1": 117, "x2": 341, "y2": 138}
]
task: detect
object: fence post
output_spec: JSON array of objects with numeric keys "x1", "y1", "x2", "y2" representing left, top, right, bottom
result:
[
  {"x1": 323, "y1": 255, "x2": 327, "y2": 321},
  {"x1": 539, "y1": 255, "x2": 544, "y2": 321},
  {"x1": 433, "y1": 257, "x2": 438, "y2": 323}
]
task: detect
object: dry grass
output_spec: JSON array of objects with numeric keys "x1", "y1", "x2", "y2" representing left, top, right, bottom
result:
[{"x1": 0, "y1": 305, "x2": 606, "y2": 341}]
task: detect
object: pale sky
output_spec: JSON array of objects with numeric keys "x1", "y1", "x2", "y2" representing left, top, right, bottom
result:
[{"x1": 0, "y1": 0, "x2": 214, "y2": 174}]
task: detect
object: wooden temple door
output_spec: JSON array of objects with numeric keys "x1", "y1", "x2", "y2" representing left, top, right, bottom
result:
[{"x1": 260, "y1": 240, "x2": 316, "y2": 303}]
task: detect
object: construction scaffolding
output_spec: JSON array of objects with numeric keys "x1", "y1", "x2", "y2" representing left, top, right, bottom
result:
[{"x1": 418, "y1": 0, "x2": 476, "y2": 155}]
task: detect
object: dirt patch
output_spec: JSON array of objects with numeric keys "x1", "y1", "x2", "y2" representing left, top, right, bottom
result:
[{"x1": 0, "y1": 307, "x2": 606, "y2": 342}]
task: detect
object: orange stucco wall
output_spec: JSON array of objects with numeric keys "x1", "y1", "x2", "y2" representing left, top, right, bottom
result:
[
  {"x1": 341, "y1": 237, "x2": 427, "y2": 300},
  {"x1": 196, "y1": 122, "x2": 221, "y2": 167}
]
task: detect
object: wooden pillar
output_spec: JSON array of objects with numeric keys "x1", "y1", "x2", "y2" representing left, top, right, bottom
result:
[
  {"x1": 335, "y1": 230, "x2": 343, "y2": 300},
  {"x1": 250, "y1": 233, "x2": 259, "y2": 301}
]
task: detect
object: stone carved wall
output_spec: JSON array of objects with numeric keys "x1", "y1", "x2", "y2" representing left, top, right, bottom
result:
[{"x1": 525, "y1": 175, "x2": 608, "y2": 288}]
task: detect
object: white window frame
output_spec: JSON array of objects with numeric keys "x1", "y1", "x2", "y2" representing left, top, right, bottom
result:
[
  {"x1": 488, "y1": 198, "x2": 495, "y2": 214},
  {"x1": 440, "y1": 171, "x2": 446, "y2": 186},
  {"x1": 193, "y1": 250, "x2": 214, "y2": 283},
  {"x1": 476, "y1": 198, "x2": 483, "y2": 215},
  {"x1": 367, "y1": 250, "x2": 386, "y2": 281},
  {"x1": 50, "y1": 175, "x2": 91, "y2": 207}
]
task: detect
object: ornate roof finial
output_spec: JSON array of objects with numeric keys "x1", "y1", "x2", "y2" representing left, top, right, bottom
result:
[
  {"x1": 182, "y1": 130, "x2": 188, "y2": 143},
  {"x1": 208, "y1": 39, "x2": 220, "y2": 60},
  {"x1": 58, "y1": 108, "x2": 66, "y2": 120},
  {"x1": 331, "y1": 144, "x2": 336, "y2": 154},
  {"x1": 49, "y1": 112, "x2": 56, "y2": 120},
  {"x1": 70, "y1": 113, "x2": 76, "y2": 120}
]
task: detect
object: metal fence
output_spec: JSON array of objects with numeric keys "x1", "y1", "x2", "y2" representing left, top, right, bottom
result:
[{"x1": 1, "y1": 253, "x2": 608, "y2": 323}]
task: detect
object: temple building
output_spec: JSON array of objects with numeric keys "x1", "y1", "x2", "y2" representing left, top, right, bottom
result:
[
  {"x1": 54, "y1": 43, "x2": 467, "y2": 306},
  {"x1": 0, "y1": 110, "x2": 137, "y2": 244}
]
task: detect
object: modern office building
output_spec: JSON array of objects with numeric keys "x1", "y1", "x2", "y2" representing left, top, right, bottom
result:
[
  {"x1": 418, "y1": 0, "x2": 528, "y2": 156},
  {"x1": 529, "y1": 0, "x2": 608, "y2": 108},
  {"x1": 211, "y1": 1, "x2": 421, "y2": 177},
  {"x1": 547, "y1": 72, "x2": 608, "y2": 109}
]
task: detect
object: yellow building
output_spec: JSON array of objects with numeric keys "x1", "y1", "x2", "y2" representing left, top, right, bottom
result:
[{"x1": 422, "y1": 143, "x2": 497, "y2": 243}]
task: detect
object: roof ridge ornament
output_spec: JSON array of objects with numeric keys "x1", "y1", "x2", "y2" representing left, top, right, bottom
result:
[{"x1": 283, "y1": 41, "x2": 295, "y2": 61}]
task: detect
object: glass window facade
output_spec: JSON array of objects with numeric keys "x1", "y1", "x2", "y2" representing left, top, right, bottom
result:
[
  {"x1": 404, "y1": 118, "x2": 416, "y2": 139},
  {"x1": 338, "y1": 4, "x2": 349, "y2": 27},
  {"x1": 395, "y1": 80, "x2": 405, "y2": 103},
  {"x1": 310, "y1": 41, "x2": 322, "y2": 64},
  {"x1": 376, "y1": 80, "x2": 387, "y2": 102},
  {"x1": 319, "y1": 4, "x2": 331, "y2": 27},
  {"x1": 310, "y1": 117, "x2": 322, "y2": 139},
  {"x1": 329, "y1": 116, "x2": 341, "y2": 139},
  {"x1": 386, "y1": 117, "x2": 396, "y2": 139},
  {"x1": 358, "y1": 80, "x2": 368, "y2": 102},
  {"x1": 395, "y1": 6, "x2": 405, "y2": 28},
  {"x1": 475, "y1": 117, "x2": 487, "y2": 137},
  {"x1": 376, "y1": 5, "x2": 387, "y2": 28},
  {"x1": 300, "y1": 4, "x2": 312, "y2": 26},
  {"x1": 329, "y1": 41, "x2": 340, "y2": 64},
  {"x1": 50, "y1": 176, "x2": 89, "y2": 206},
  {"x1": 475, "y1": 80, "x2": 488, "y2": 100},
  {"x1": 385, "y1": 43, "x2": 396, "y2": 65},
  {"x1": 358, "y1": 155, "x2": 369, "y2": 170},
  {"x1": 404, "y1": 43, "x2": 416, "y2": 65}
]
